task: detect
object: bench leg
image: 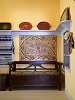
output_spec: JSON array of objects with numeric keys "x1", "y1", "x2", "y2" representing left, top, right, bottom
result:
[
  {"x1": 59, "y1": 83, "x2": 61, "y2": 91},
  {"x1": 59, "y1": 75, "x2": 61, "y2": 91},
  {"x1": 9, "y1": 80, "x2": 12, "y2": 91}
]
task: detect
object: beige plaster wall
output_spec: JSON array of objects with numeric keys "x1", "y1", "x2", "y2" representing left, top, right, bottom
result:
[
  {"x1": 0, "y1": 0, "x2": 60, "y2": 74},
  {"x1": 60, "y1": 0, "x2": 75, "y2": 99}
]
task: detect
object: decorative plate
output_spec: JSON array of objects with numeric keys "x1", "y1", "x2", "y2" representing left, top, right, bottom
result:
[
  {"x1": 37, "y1": 21, "x2": 51, "y2": 30},
  {"x1": 0, "y1": 22, "x2": 11, "y2": 30},
  {"x1": 19, "y1": 22, "x2": 32, "y2": 30}
]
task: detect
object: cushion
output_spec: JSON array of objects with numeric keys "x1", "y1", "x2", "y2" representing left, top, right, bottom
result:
[{"x1": 11, "y1": 70, "x2": 59, "y2": 76}]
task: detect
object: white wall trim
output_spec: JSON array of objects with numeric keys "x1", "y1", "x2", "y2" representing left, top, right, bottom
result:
[{"x1": 65, "y1": 89, "x2": 73, "y2": 100}]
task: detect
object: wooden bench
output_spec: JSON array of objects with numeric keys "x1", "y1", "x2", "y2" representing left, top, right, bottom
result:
[{"x1": 8, "y1": 61, "x2": 63, "y2": 91}]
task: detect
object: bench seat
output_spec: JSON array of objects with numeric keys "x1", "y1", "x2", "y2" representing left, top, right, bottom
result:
[{"x1": 11, "y1": 70, "x2": 59, "y2": 76}]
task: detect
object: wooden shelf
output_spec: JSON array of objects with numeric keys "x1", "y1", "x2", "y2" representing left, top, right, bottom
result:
[
  {"x1": 11, "y1": 20, "x2": 72, "y2": 36},
  {"x1": 56, "y1": 20, "x2": 72, "y2": 33},
  {"x1": 0, "y1": 20, "x2": 71, "y2": 36}
]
